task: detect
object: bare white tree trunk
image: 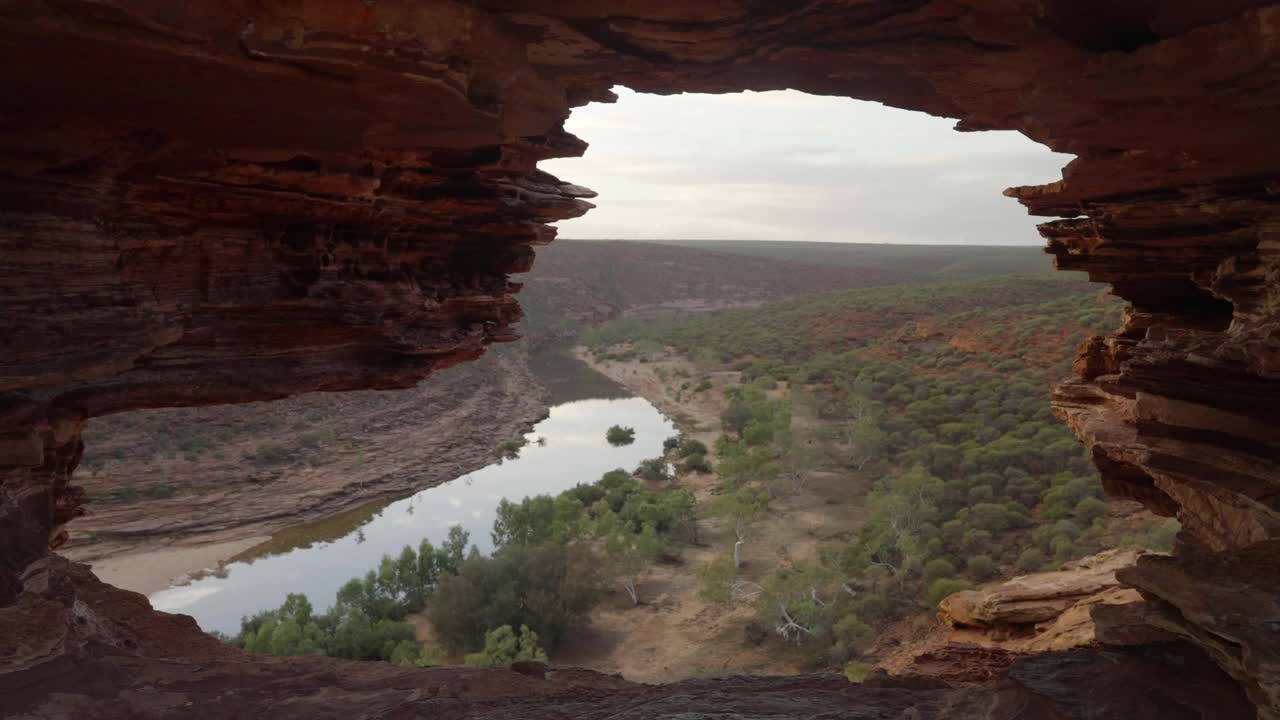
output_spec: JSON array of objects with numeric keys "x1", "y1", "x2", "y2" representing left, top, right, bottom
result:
[
  {"x1": 733, "y1": 520, "x2": 746, "y2": 569},
  {"x1": 623, "y1": 577, "x2": 639, "y2": 606},
  {"x1": 776, "y1": 603, "x2": 814, "y2": 644},
  {"x1": 730, "y1": 578, "x2": 763, "y2": 602}
]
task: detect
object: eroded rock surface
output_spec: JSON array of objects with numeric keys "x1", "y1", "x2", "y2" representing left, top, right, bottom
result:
[
  {"x1": 2, "y1": 1, "x2": 1278, "y2": 717},
  {"x1": 937, "y1": 548, "x2": 1150, "y2": 652},
  {"x1": 881, "y1": 549, "x2": 1155, "y2": 683},
  {"x1": 0, "y1": 554, "x2": 1256, "y2": 719}
]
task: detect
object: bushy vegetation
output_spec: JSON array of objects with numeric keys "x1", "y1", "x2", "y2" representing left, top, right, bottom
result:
[
  {"x1": 228, "y1": 465, "x2": 696, "y2": 663},
  {"x1": 464, "y1": 625, "x2": 548, "y2": 667},
  {"x1": 606, "y1": 425, "x2": 636, "y2": 446},
  {"x1": 581, "y1": 276, "x2": 1122, "y2": 383},
  {"x1": 227, "y1": 525, "x2": 471, "y2": 664},
  {"x1": 494, "y1": 438, "x2": 525, "y2": 463},
  {"x1": 91, "y1": 483, "x2": 178, "y2": 504},
  {"x1": 227, "y1": 271, "x2": 1169, "y2": 673},
  {"x1": 584, "y1": 273, "x2": 1174, "y2": 667},
  {"x1": 634, "y1": 457, "x2": 672, "y2": 482}
]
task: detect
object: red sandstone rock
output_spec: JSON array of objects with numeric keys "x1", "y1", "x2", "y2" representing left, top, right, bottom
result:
[
  {"x1": 936, "y1": 543, "x2": 1157, "y2": 650},
  {"x1": 1, "y1": 1, "x2": 1278, "y2": 717},
  {"x1": 0, "y1": 554, "x2": 1256, "y2": 719}
]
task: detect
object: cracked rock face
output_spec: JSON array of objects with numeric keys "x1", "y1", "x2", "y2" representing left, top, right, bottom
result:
[{"x1": 1, "y1": 1, "x2": 1278, "y2": 717}]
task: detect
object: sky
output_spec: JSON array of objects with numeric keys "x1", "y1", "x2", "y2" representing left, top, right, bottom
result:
[{"x1": 540, "y1": 88, "x2": 1073, "y2": 245}]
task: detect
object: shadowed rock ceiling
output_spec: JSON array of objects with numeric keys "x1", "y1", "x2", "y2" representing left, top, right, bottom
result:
[{"x1": 1, "y1": 1, "x2": 1277, "y2": 717}]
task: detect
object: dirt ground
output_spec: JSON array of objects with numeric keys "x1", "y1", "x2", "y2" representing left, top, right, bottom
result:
[{"x1": 555, "y1": 347, "x2": 870, "y2": 682}]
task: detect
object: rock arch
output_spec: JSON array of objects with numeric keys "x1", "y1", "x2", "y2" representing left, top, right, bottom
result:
[{"x1": 1, "y1": 2, "x2": 1277, "y2": 717}]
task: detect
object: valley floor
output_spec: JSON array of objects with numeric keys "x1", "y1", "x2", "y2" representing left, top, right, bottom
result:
[{"x1": 548, "y1": 348, "x2": 871, "y2": 681}]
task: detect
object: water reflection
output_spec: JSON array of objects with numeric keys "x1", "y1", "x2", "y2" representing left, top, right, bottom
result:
[{"x1": 150, "y1": 395, "x2": 674, "y2": 635}]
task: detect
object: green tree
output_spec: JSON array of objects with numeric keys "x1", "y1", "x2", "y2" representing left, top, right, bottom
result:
[
  {"x1": 1015, "y1": 547, "x2": 1048, "y2": 573},
  {"x1": 679, "y1": 438, "x2": 708, "y2": 457},
  {"x1": 437, "y1": 526, "x2": 470, "y2": 576},
  {"x1": 492, "y1": 495, "x2": 585, "y2": 549},
  {"x1": 922, "y1": 558, "x2": 957, "y2": 586},
  {"x1": 390, "y1": 641, "x2": 447, "y2": 667},
  {"x1": 925, "y1": 578, "x2": 973, "y2": 607},
  {"x1": 463, "y1": 625, "x2": 548, "y2": 667},
  {"x1": 966, "y1": 555, "x2": 996, "y2": 580},
  {"x1": 844, "y1": 417, "x2": 886, "y2": 471},
  {"x1": 711, "y1": 486, "x2": 769, "y2": 569},
  {"x1": 698, "y1": 554, "x2": 738, "y2": 603},
  {"x1": 635, "y1": 457, "x2": 671, "y2": 482},
  {"x1": 606, "y1": 524, "x2": 664, "y2": 605},
  {"x1": 680, "y1": 452, "x2": 712, "y2": 474},
  {"x1": 1074, "y1": 496, "x2": 1106, "y2": 524},
  {"x1": 758, "y1": 561, "x2": 839, "y2": 646},
  {"x1": 430, "y1": 544, "x2": 603, "y2": 653}
]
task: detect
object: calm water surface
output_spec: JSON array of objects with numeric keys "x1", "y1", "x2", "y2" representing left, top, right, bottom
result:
[{"x1": 151, "y1": 355, "x2": 673, "y2": 635}]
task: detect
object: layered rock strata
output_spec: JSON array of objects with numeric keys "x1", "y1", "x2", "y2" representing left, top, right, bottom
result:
[
  {"x1": 1, "y1": 1, "x2": 1278, "y2": 717},
  {"x1": 0, "y1": 553, "x2": 1256, "y2": 719},
  {"x1": 938, "y1": 548, "x2": 1149, "y2": 653}
]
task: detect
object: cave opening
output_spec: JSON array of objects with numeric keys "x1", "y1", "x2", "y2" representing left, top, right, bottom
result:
[
  {"x1": 3, "y1": 3, "x2": 1276, "y2": 717},
  {"x1": 54, "y1": 88, "x2": 1197, "y2": 686},
  {"x1": 541, "y1": 87, "x2": 1074, "y2": 246}
]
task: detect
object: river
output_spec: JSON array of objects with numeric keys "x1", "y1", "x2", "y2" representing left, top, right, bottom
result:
[{"x1": 148, "y1": 351, "x2": 676, "y2": 635}]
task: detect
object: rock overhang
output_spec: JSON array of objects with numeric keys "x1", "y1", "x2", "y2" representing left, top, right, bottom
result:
[{"x1": 1, "y1": 1, "x2": 1278, "y2": 717}]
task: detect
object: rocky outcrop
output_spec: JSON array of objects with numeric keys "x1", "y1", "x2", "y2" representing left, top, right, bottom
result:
[
  {"x1": 938, "y1": 548, "x2": 1152, "y2": 653},
  {"x1": 1096, "y1": 540, "x2": 1280, "y2": 716},
  {"x1": 1, "y1": 1, "x2": 1278, "y2": 717},
  {"x1": 882, "y1": 549, "x2": 1156, "y2": 684},
  {"x1": 0, "y1": 553, "x2": 1256, "y2": 719}
]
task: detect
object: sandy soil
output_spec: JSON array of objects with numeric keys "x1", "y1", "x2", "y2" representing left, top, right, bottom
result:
[
  {"x1": 561, "y1": 347, "x2": 870, "y2": 682},
  {"x1": 86, "y1": 536, "x2": 269, "y2": 596}
]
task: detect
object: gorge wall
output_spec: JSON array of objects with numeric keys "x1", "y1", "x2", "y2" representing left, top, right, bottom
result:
[{"x1": 1, "y1": 1, "x2": 1277, "y2": 717}]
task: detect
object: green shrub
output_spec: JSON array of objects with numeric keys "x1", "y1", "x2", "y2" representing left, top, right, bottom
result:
[
  {"x1": 922, "y1": 558, "x2": 957, "y2": 585},
  {"x1": 698, "y1": 555, "x2": 736, "y2": 603},
  {"x1": 494, "y1": 439, "x2": 524, "y2": 462},
  {"x1": 966, "y1": 555, "x2": 995, "y2": 580},
  {"x1": 1074, "y1": 497, "x2": 1106, "y2": 524},
  {"x1": 1015, "y1": 547, "x2": 1048, "y2": 573},
  {"x1": 634, "y1": 457, "x2": 671, "y2": 482},
  {"x1": 606, "y1": 425, "x2": 636, "y2": 446},
  {"x1": 833, "y1": 612, "x2": 873, "y2": 651},
  {"x1": 844, "y1": 661, "x2": 875, "y2": 683},
  {"x1": 924, "y1": 578, "x2": 973, "y2": 607},
  {"x1": 463, "y1": 625, "x2": 547, "y2": 668},
  {"x1": 680, "y1": 453, "x2": 712, "y2": 474},
  {"x1": 679, "y1": 438, "x2": 709, "y2": 457}
]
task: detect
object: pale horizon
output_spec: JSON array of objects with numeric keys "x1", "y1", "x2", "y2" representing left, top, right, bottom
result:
[{"x1": 542, "y1": 88, "x2": 1072, "y2": 246}]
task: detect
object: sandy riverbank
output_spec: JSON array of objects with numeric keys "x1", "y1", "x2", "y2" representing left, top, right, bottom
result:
[{"x1": 85, "y1": 536, "x2": 270, "y2": 596}]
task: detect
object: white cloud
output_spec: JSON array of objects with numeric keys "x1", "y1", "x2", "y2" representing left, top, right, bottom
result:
[
  {"x1": 150, "y1": 584, "x2": 222, "y2": 612},
  {"x1": 540, "y1": 88, "x2": 1071, "y2": 245}
]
